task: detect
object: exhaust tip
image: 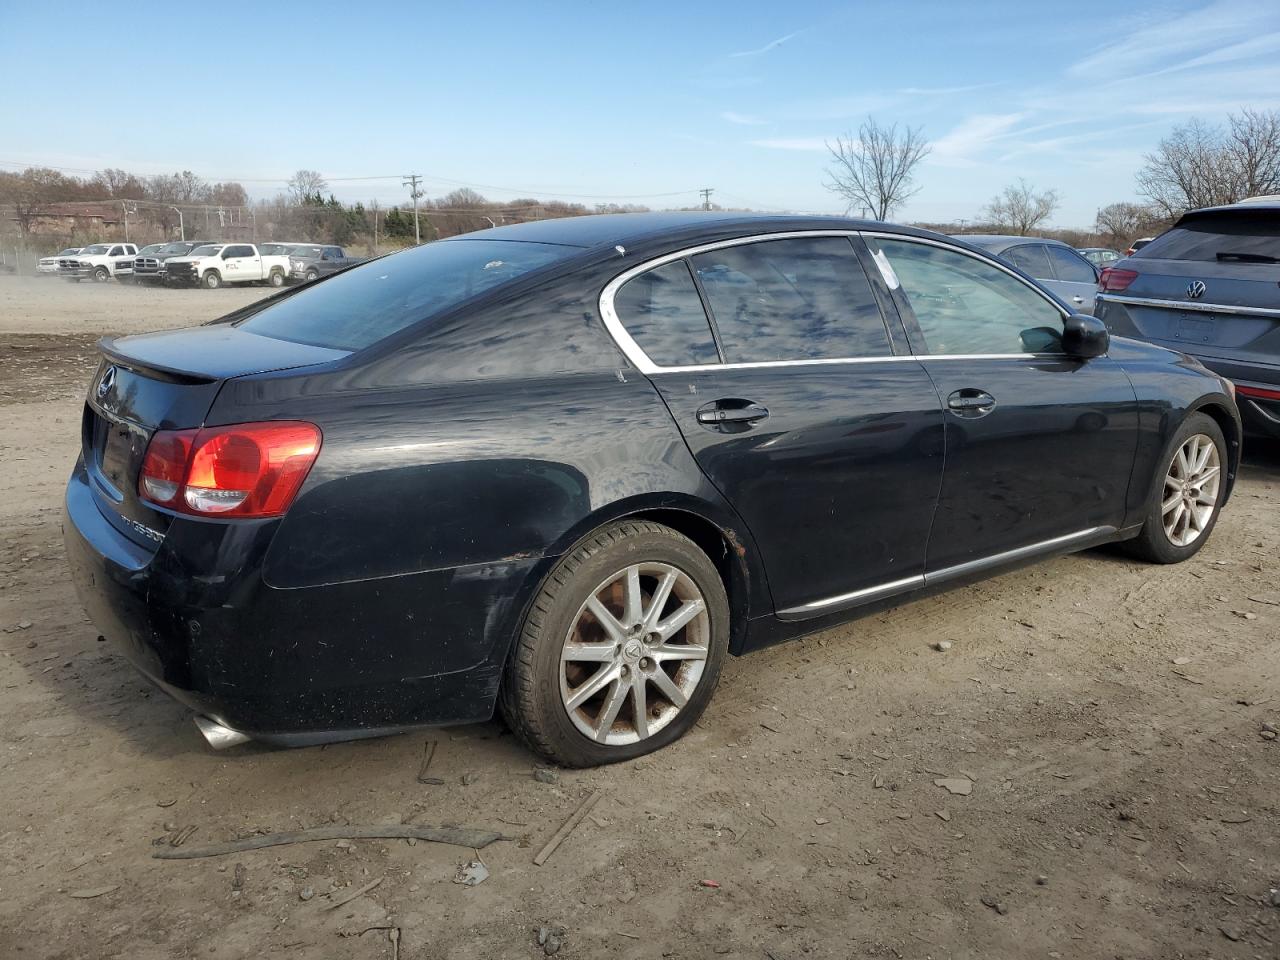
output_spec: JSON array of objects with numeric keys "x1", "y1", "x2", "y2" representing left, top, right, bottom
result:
[{"x1": 194, "y1": 715, "x2": 252, "y2": 750}]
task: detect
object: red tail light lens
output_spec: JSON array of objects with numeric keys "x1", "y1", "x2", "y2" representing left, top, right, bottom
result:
[
  {"x1": 1098, "y1": 267, "x2": 1138, "y2": 292},
  {"x1": 138, "y1": 421, "x2": 321, "y2": 518},
  {"x1": 1237, "y1": 383, "x2": 1280, "y2": 401}
]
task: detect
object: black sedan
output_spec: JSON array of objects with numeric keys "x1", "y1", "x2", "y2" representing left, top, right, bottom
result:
[{"x1": 64, "y1": 213, "x2": 1241, "y2": 767}]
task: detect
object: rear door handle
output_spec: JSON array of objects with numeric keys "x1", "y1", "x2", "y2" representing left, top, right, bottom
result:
[
  {"x1": 696, "y1": 399, "x2": 770, "y2": 426},
  {"x1": 946, "y1": 389, "x2": 996, "y2": 418},
  {"x1": 1072, "y1": 295, "x2": 1085, "y2": 304}
]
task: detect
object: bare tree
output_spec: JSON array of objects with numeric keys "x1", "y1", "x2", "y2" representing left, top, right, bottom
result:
[
  {"x1": 984, "y1": 179, "x2": 1059, "y2": 235},
  {"x1": 0, "y1": 167, "x2": 86, "y2": 238},
  {"x1": 1137, "y1": 109, "x2": 1280, "y2": 217},
  {"x1": 1094, "y1": 201, "x2": 1162, "y2": 246},
  {"x1": 287, "y1": 169, "x2": 329, "y2": 204},
  {"x1": 824, "y1": 118, "x2": 930, "y2": 220}
]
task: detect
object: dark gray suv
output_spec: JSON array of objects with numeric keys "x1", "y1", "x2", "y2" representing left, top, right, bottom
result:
[{"x1": 1095, "y1": 199, "x2": 1280, "y2": 439}]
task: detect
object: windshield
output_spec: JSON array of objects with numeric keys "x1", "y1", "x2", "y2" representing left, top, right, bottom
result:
[
  {"x1": 138, "y1": 244, "x2": 164, "y2": 255},
  {"x1": 238, "y1": 239, "x2": 579, "y2": 350},
  {"x1": 80, "y1": 244, "x2": 109, "y2": 255},
  {"x1": 290, "y1": 246, "x2": 323, "y2": 259},
  {"x1": 189, "y1": 245, "x2": 223, "y2": 257},
  {"x1": 57, "y1": 248, "x2": 80, "y2": 256},
  {"x1": 1138, "y1": 214, "x2": 1280, "y2": 262},
  {"x1": 259, "y1": 243, "x2": 294, "y2": 255},
  {"x1": 158, "y1": 243, "x2": 192, "y2": 255}
]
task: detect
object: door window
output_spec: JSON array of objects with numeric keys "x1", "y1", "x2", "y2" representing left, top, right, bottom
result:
[
  {"x1": 1045, "y1": 245, "x2": 1098, "y2": 283},
  {"x1": 690, "y1": 237, "x2": 891, "y2": 363},
  {"x1": 1002, "y1": 243, "x2": 1052, "y2": 279},
  {"x1": 223, "y1": 245, "x2": 253, "y2": 259},
  {"x1": 108, "y1": 246, "x2": 123, "y2": 257},
  {"x1": 612, "y1": 260, "x2": 720, "y2": 367},
  {"x1": 877, "y1": 239, "x2": 1065, "y2": 356}
]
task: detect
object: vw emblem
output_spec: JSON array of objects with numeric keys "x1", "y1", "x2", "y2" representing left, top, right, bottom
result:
[
  {"x1": 96, "y1": 365, "x2": 117, "y2": 400},
  {"x1": 1187, "y1": 280, "x2": 1206, "y2": 300}
]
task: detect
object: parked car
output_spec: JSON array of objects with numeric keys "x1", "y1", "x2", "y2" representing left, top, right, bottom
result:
[
  {"x1": 163, "y1": 243, "x2": 290, "y2": 289},
  {"x1": 1079, "y1": 247, "x2": 1123, "y2": 268},
  {"x1": 1095, "y1": 198, "x2": 1279, "y2": 439},
  {"x1": 133, "y1": 240, "x2": 216, "y2": 284},
  {"x1": 953, "y1": 235, "x2": 1101, "y2": 313},
  {"x1": 288, "y1": 244, "x2": 359, "y2": 282},
  {"x1": 259, "y1": 242, "x2": 307, "y2": 256},
  {"x1": 38, "y1": 247, "x2": 82, "y2": 275},
  {"x1": 64, "y1": 213, "x2": 1240, "y2": 766},
  {"x1": 59, "y1": 243, "x2": 138, "y2": 282},
  {"x1": 1126, "y1": 237, "x2": 1155, "y2": 256}
]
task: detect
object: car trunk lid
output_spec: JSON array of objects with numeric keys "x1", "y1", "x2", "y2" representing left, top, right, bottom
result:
[{"x1": 83, "y1": 325, "x2": 348, "y2": 548}]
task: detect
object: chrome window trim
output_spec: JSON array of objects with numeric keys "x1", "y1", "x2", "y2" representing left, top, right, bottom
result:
[
  {"x1": 1097, "y1": 292, "x2": 1280, "y2": 319},
  {"x1": 778, "y1": 525, "x2": 1112, "y2": 620},
  {"x1": 598, "y1": 229, "x2": 1074, "y2": 374}
]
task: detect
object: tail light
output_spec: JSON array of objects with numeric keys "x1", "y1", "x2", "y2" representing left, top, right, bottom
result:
[
  {"x1": 139, "y1": 421, "x2": 321, "y2": 518},
  {"x1": 1237, "y1": 383, "x2": 1280, "y2": 401},
  {"x1": 1098, "y1": 267, "x2": 1138, "y2": 292}
]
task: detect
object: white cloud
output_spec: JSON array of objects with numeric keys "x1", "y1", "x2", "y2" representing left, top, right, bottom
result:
[
  {"x1": 721, "y1": 111, "x2": 767, "y2": 126},
  {"x1": 750, "y1": 137, "x2": 830, "y2": 152},
  {"x1": 730, "y1": 30, "x2": 804, "y2": 58},
  {"x1": 930, "y1": 113, "x2": 1027, "y2": 166}
]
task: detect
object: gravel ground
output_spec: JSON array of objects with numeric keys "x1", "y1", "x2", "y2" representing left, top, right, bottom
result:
[{"x1": 1, "y1": 277, "x2": 1277, "y2": 959}]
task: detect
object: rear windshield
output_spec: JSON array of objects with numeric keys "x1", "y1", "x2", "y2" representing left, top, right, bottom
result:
[
  {"x1": 237, "y1": 239, "x2": 578, "y2": 350},
  {"x1": 1137, "y1": 214, "x2": 1280, "y2": 262}
]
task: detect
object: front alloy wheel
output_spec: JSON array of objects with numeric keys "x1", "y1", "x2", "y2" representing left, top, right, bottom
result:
[
  {"x1": 501, "y1": 520, "x2": 729, "y2": 767},
  {"x1": 1161, "y1": 433, "x2": 1221, "y2": 547}
]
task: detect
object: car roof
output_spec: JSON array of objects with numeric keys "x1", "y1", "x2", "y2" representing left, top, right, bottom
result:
[
  {"x1": 952, "y1": 234, "x2": 1074, "y2": 252},
  {"x1": 448, "y1": 211, "x2": 903, "y2": 251},
  {"x1": 1178, "y1": 198, "x2": 1280, "y2": 218}
]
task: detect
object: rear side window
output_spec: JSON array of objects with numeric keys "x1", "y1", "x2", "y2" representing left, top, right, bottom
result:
[
  {"x1": 1046, "y1": 246, "x2": 1097, "y2": 283},
  {"x1": 238, "y1": 239, "x2": 578, "y2": 350},
  {"x1": 877, "y1": 238, "x2": 1064, "y2": 355},
  {"x1": 613, "y1": 261, "x2": 719, "y2": 367},
  {"x1": 1137, "y1": 213, "x2": 1280, "y2": 262},
  {"x1": 1002, "y1": 244, "x2": 1052, "y2": 279},
  {"x1": 690, "y1": 237, "x2": 891, "y2": 363}
]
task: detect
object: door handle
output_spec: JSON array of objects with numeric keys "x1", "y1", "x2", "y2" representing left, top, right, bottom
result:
[
  {"x1": 946, "y1": 389, "x2": 996, "y2": 418},
  {"x1": 1072, "y1": 295, "x2": 1085, "y2": 304},
  {"x1": 696, "y1": 399, "x2": 770, "y2": 426}
]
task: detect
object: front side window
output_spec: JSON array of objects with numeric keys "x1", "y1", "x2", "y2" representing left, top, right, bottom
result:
[
  {"x1": 1002, "y1": 244, "x2": 1052, "y2": 279},
  {"x1": 877, "y1": 239, "x2": 1064, "y2": 356},
  {"x1": 613, "y1": 260, "x2": 719, "y2": 367},
  {"x1": 1046, "y1": 245, "x2": 1097, "y2": 283},
  {"x1": 108, "y1": 246, "x2": 124, "y2": 257},
  {"x1": 223, "y1": 245, "x2": 254, "y2": 259},
  {"x1": 239, "y1": 238, "x2": 577, "y2": 351},
  {"x1": 690, "y1": 237, "x2": 890, "y2": 363}
]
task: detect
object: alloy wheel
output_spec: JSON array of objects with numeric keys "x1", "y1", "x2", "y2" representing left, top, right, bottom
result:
[
  {"x1": 1162, "y1": 433, "x2": 1221, "y2": 547},
  {"x1": 560, "y1": 562, "x2": 710, "y2": 746}
]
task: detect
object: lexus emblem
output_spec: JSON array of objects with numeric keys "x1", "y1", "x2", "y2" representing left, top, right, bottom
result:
[
  {"x1": 96, "y1": 365, "x2": 117, "y2": 400},
  {"x1": 1187, "y1": 280, "x2": 1206, "y2": 300}
]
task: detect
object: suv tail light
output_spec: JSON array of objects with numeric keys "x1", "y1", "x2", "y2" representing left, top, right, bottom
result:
[
  {"x1": 1098, "y1": 267, "x2": 1138, "y2": 292},
  {"x1": 139, "y1": 421, "x2": 321, "y2": 518},
  {"x1": 1237, "y1": 383, "x2": 1280, "y2": 401}
]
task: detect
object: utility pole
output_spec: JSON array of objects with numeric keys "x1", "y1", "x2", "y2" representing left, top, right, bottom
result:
[
  {"x1": 119, "y1": 201, "x2": 130, "y2": 242},
  {"x1": 699, "y1": 187, "x2": 714, "y2": 211},
  {"x1": 371, "y1": 200, "x2": 379, "y2": 251},
  {"x1": 171, "y1": 206, "x2": 185, "y2": 241},
  {"x1": 402, "y1": 174, "x2": 423, "y2": 244}
]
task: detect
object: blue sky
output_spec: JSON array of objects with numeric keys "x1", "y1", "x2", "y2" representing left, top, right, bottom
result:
[{"x1": 2, "y1": 0, "x2": 1278, "y2": 226}]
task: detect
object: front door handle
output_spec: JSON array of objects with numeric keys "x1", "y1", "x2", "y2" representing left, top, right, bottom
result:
[
  {"x1": 696, "y1": 399, "x2": 770, "y2": 426},
  {"x1": 1072, "y1": 295, "x2": 1085, "y2": 304},
  {"x1": 946, "y1": 388, "x2": 996, "y2": 418}
]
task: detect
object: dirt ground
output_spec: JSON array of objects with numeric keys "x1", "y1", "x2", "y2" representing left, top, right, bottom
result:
[{"x1": 1, "y1": 276, "x2": 1277, "y2": 960}]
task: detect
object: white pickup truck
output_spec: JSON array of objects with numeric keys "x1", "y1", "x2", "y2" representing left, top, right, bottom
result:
[
  {"x1": 163, "y1": 243, "x2": 291, "y2": 289},
  {"x1": 58, "y1": 243, "x2": 139, "y2": 282}
]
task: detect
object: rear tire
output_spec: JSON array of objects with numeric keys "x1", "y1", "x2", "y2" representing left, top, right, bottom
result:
[
  {"x1": 1122, "y1": 412, "x2": 1226, "y2": 563},
  {"x1": 499, "y1": 520, "x2": 730, "y2": 767},
  {"x1": 203, "y1": 270, "x2": 221, "y2": 289}
]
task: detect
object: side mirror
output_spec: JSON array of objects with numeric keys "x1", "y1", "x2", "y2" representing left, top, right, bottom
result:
[{"x1": 1063, "y1": 313, "x2": 1109, "y2": 359}]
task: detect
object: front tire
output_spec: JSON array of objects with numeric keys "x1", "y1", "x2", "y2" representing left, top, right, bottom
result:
[
  {"x1": 268, "y1": 269, "x2": 285, "y2": 287},
  {"x1": 202, "y1": 270, "x2": 221, "y2": 289},
  {"x1": 93, "y1": 267, "x2": 110, "y2": 282},
  {"x1": 305, "y1": 269, "x2": 318, "y2": 282},
  {"x1": 1123, "y1": 412, "x2": 1226, "y2": 563},
  {"x1": 500, "y1": 520, "x2": 730, "y2": 767}
]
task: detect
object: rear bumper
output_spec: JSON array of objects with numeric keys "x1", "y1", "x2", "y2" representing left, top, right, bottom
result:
[
  {"x1": 1189, "y1": 358, "x2": 1280, "y2": 440},
  {"x1": 63, "y1": 458, "x2": 540, "y2": 745}
]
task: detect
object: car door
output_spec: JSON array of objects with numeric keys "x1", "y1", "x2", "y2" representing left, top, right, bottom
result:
[
  {"x1": 222, "y1": 244, "x2": 259, "y2": 281},
  {"x1": 322, "y1": 246, "x2": 345, "y2": 274},
  {"x1": 1044, "y1": 245, "x2": 1101, "y2": 314},
  {"x1": 866, "y1": 234, "x2": 1137, "y2": 574},
  {"x1": 603, "y1": 234, "x2": 945, "y2": 619}
]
